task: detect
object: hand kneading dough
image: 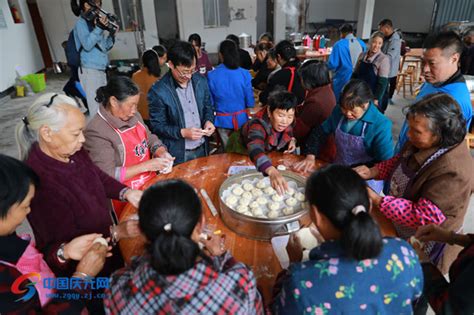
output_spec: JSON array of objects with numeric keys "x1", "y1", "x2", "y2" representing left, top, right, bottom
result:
[
  {"x1": 236, "y1": 205, "x2": 249, "y2": 213},
  {"x1": 225, "y1": 195, "x2": 238, "y2": 206},
  {"x1": 272, "y1": 194, "x2": 284, "y2": 202},
  {"x1": 256, "y1": 197, "x2": 268, "y2": 205},
  {"x1": 267, "y1": 210, "x2": 280, "y2": 218},
  {"x1": 249, "y1": 201, "x2": 260, "y2": 209},
  {"x1": 264, "y1": 186, "x2": 276, "y2": 195},
  {"x1": 256, "y1": 179, "x2": 267, "y2": 189},
  {"x1": 297, "y1": 228, "x2": 319, "y2": 250},
  {"x1": 242, "y1": 182, "x2": 254, "y2": 191},
  {"x1": 268, "y1": 202, "x2": 280, "y2": 211},
  {"x1": 242, "y1": 192, "x2": 253, "y2": 200},
  {"x1": 283, "y1": 207, "x2": 294, "y2": 215},
  {"x1": 239, "y1": 198, "x2": 251, "y2": 206},
  {"x1": 295, "y1": 192, "x2": 305, "y2": 202},
  {"x1": 232, "y1": 186, "x2": 244, "y2": 196},
  {"x1": 251, "y1": 189, "x2": 263, "y2": 197},
  {"x1": 286, "y1": 197, "x2": 297, "y2": 207}
]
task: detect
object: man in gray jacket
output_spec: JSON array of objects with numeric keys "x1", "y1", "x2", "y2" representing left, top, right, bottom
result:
[{"x1": 378, "y1": 19, "x2": 401, "y2": 112}]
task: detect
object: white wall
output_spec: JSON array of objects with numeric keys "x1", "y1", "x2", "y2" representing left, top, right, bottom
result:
[
  {"x1": 176, "y1": 0, "x2": 257, "y2": 53},
  {"x1": 372, "y1": 0, "x2": 435, "y2": 33},
  {"x1": 36, "y1": 0, "x2": 160, "y2": 63},
  {"x1": 306, "y1": 0, "x2": 360, "y2": 23},
  {"x1": 0, "y1": 0, "x2": 43, "y2": 92}
]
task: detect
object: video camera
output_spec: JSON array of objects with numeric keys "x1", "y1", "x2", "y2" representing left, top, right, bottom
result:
[{"x1": 85, "y1": 0, "x2": 119, "y2": 34}]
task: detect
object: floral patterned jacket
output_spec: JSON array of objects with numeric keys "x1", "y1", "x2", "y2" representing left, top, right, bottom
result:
[{"x1": 272, "y1": 238, "x2": 423, "y2": 314}]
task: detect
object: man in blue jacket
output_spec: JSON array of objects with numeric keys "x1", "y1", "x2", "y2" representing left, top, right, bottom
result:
[
  {"x1": 396, "y1": 31, "x2": 472, "y2": 152},
  {"x1": 327, "y1": 24, "x2": 366, "y2": 102},
  {"x1": 148, "y1": 41, "x2": 215, "y2": 164}
]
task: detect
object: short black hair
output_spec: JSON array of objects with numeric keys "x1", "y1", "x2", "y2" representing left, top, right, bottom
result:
[
  {"x1": 152, "y1": 45, "x2": 167, "y2": 58},
  {"x1": 141, "y1": 49, "x2": 161, "y2": 77},
  {"x1": 226, "y1": 34, "x2": 240, "y2": 47},
  {"x1": 168, "y1": 40, "x2": 197, "y2": 68},
  {"x1": 298, "y1": 59, "x2": 331, "y2": 89},
  {"x1": 405, "y1": 92, "x2": 467, "y2": 148},
  {"x1": 267, "y1": 47, "x2": 277, "y2": 60},
  {"x1": 306, "y1": 164, "x2": 383, "y2": 260},
  {"x1": 188, "y1": 33, "x2": 202, "y2": 47},
  {"x1": 95, "y1": 75, "x2": 139, "y2": 106},
  {"x1": 268, "y1": 90, "x2": 298, "y2": 112},
  {"x1": 378, "y1": 19, "x2": 393, "y2": 28},
  {"x1": 340, "y1": 79, "x2": 374, "y2": 109},
  {"x1": 219, "y1": 40, "x2": 240, "y2": 69},
  {"x1": 0, "y1": 154, "x2": 39, "y2": 219},
  {"x1": 275, "y1": 40, "x2": 296, "y2": 62},
  {"x1": 254, "y1": 42, "x2": 273, "y2": 54},
  {"x1": 139, "y1": 179, "x2": 202, "y2": 275},
  {"x1": 423, "y1": 31, "x2": 463, "y2": 56},
  {"x1": 340, "y1": 24, "x2": 353, "y2": 34}
]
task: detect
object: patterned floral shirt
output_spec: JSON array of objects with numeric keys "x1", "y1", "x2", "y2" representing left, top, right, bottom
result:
[{"x1": 272, "y1": 238, "x2": 423, "y2": 314}]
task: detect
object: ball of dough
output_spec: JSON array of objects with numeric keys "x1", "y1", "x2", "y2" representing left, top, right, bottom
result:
[
  {"x1": 272, "y1": 194, "x2": 284, "y2": 202},
  {"x1": 282, "y1": 207, "x2": 294, "y2": 215},
  {"x1": 242, "y1": 211, "x2": 253, "y2": 217},
  {"x1": 251, "y1": 189, "x2": 263, "y2": 197},
  {"x1": 295, "y1": 192, "x2": 305, "y2": 202},
  {"x1": 225, "y1": 195, "x2": 238, "y2": 206},
  {"x1": 285, "y1": 197, "x2": 297, "y2": 207},
  {"x1": 232, "y1": 186, "x2": 244, "y2": 196},
  {"x1": 268, "y1": 202, "x2": 280, "y2": 211},
  {"x1": 93, "y1": 237, "x2": 108, "y2": 246},
  {"x1": 256, "y1": 197, "x2": 268, "y2": 205},
  {"x1": 249, "y1": 201, "x2": 260, "y2": 209},
  {"x1": 277, "y1": 164, "x2": 287, "y2": 171},
  {"x1": 239, "y1": 198, "x2": 251, "y2": 206},
  {"x1": 264, "y1": 186, "x2": 276, "y2": 195},
  {"x1": 286, "y1": 187, "x2": 295, "y2": 196},
  {"x1": 267, "y1": 210, "x2": 280, "y2": 219},
  {"x1": 256, "y1": 179, "x2": 267, "y2": 189},
  {"x1": 236, "y1": 205, "x2": 249, "y2": 213},
  {"x1": 242, "y1": 182, "x2": 254, "y2": 191},
  {"x1": 242, "y1": 192, "x2": 253, "y2": 200},
  {"x1": 252, "y1": 207, "x2": 264, "y2": 216}
]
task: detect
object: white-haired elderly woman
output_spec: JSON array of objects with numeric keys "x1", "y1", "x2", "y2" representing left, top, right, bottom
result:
[
  {"x1": 355, "y1": 93, "x2": 473, "y2": 274},
  {"x1": 15, "y1": 93, "x2": 142, "y2": 277}
]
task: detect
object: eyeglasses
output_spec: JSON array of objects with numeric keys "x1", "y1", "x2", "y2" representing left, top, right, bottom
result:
[
  {"x1": 44, "y1": 94, "x2": 59, "y2": 108},
  {"x1": 173, "y1": 67, "x2": 196, "y2": 78}
]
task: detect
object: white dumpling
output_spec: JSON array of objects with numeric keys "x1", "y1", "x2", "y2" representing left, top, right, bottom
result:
[
  {"x1": 263, "y1": 186, "x2": 276, "y2": 195},
  {"x1": 283, "y1": 207, "x2": 294, "y2": 215},
  {"x1": 285, "y1": 197, "x2": 297, "y2": 207},
  {"x1": 236, "y1": 205, "x2": 249, "y2": 213},
  {"x1": 239, "y1": 198, "x2": 251, "y2": 206},
  {"x1": 286, "y1": 187, "x2": 295, "y2": 196},
  {"x1": 242, "y1": 192, "x2": 253, "y2": 200},
  {"x1": 268, "y1": 202, "x2": 280, "y2": 211},
  {"x1": 267, "y1": 210, "x2": 280, "y2": 218},
  {"x1": 252, "y1": 207, "x2": 264, "y2": 216},
  {"x1": 295, "y1": 192, "x2": 305, "y2": 202},
  {"x1": 251, "y1": 189, "x2": 263, "y2": 197},
  {"x1": 242, "y1": 182, "x2": 254, "y2": 191},
  {"x1": 256, "y1": 197, "x2": 268, "y2": 205},
  {"x1": 272, "y1": 194, "x2": 284, "y2": 202},
  {"x1": 256, "y1": 179, "x2": 267, "y2": 189},
  {"x1": 232, "y1": 186, "x2": 244, "y2": 196},
  {"x1": 242, "y1": 211, "x2": 253, "y2": 217},
  {"x1": 249, "y1": 201, "x2": 260, "y2": 209},
  {"x1": 225, "y1": 195, "x2": 238, "y2": 206}
]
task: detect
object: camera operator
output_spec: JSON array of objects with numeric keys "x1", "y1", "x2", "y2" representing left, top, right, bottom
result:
[{"x1": 72, "y1": 0, "x2": 117, "y2": 117}]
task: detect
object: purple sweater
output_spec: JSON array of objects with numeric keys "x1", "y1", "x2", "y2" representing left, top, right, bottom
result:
[{"x1": 26, "y1": 143, "x2": 126, "y2": 276}]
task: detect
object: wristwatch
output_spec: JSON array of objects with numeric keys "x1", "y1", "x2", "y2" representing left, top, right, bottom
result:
[{"x1": 57, "y1": 243, "x2": 67, "y2": 263}]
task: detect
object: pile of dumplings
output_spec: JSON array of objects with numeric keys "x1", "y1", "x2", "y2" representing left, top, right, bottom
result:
[{"x1": 222, "y1": 177, "x2": 306, "y2": 219}]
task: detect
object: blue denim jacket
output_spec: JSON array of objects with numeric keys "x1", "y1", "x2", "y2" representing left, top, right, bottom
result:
[
  {"x1": 73, "y1": 17, "x2": 114, "y2": 70},
  {"x1": 148, "y1": 72, "x2": 215, "y2": 164}
]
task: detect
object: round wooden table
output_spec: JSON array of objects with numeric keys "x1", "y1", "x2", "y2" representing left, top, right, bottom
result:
[{"x1": 119, "y1": 152, "x2": 396, "y2": 304}]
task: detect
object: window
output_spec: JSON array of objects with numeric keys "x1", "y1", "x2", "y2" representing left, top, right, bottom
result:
[
  {"x1": 111, "y1": 0, "x2": 145, "y2": 32},
  {"x1": 203, "y1": 0, "x2": 229, "y2": 28}
]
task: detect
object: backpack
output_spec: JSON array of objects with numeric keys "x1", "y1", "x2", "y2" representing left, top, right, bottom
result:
[{"x1": 65, "y1": 30, "x2": 81, "y2": 67}]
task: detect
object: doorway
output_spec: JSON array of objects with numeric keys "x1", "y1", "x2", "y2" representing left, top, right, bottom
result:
[
  {"x1": 26, "y1": 0, "x2": 52, "y2": 69},
  {"x1": 154, "y1": 0, "x2": 180, "y2": 48}
]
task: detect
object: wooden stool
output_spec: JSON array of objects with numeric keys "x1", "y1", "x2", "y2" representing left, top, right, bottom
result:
[{"x1": 396, "y1": 65, "x2": 416, "y2": 98}]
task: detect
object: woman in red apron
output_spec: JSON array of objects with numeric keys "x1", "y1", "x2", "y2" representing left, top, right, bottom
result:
[
  {"x1": 0, "y1": 154, "x2": 109, "y2": 313},
  {"x1": 85, "y1": 76, "x2": 174, "y2": 218}
]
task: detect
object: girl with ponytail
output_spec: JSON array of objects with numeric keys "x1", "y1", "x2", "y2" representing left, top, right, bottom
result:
[
  {"x1": 105, "y1": 180, "x2": 264, "y2": 314},
  {"x1": 273, "y1": 165, "x2": 423, "y2": 314}
]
